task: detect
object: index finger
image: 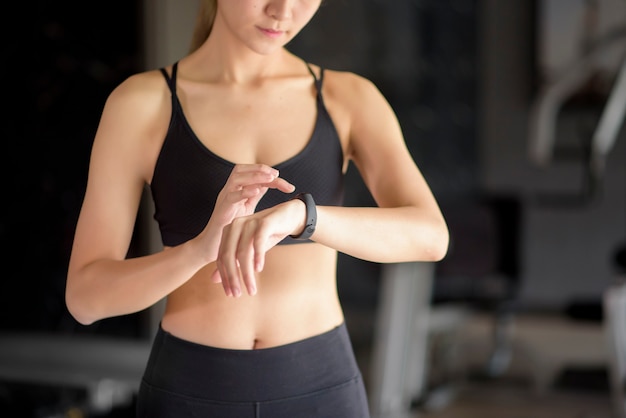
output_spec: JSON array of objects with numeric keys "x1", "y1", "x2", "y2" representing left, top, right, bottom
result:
[{"x1": 265, "y1": 176, "x2": 296, "y2": 194}]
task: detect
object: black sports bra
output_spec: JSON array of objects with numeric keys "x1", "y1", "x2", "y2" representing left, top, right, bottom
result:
[{"x1": 150, "y1": 62, "x2": 345, "y2": 246}]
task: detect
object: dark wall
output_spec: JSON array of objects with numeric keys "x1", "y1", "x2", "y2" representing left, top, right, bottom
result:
[
  {"x1": 290, "y1": 0, "x2": 480, "y2": 200},
  {"x1": 1, "y1": 1, "x2": 143, "y2": 334}
]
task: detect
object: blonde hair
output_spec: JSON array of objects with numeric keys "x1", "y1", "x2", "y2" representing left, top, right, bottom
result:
[{"x1": 189, "y1": 0, "x2": 218, "y2": 53}]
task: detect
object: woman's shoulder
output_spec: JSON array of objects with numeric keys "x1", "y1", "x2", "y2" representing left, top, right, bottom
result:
[
  {"x1": 106, "y1": 68, "x2": 170, "y2": 108},
  {"x1": 318, "y1": 66, "x2": 371, "y2": 88},
  {"x1": 96, "y1": 68, "x2": 174, "y2": 136},
  {"x1": 313, "y1": 66, "x2": 389, "y2": 114},
  {"x1": 93, "y1": 67, "x2": 174, "y2": 180}
]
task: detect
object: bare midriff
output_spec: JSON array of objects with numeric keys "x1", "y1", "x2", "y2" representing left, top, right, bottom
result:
[{"x1": 160, "y1": 243, "x2": 345, "y2": 349}]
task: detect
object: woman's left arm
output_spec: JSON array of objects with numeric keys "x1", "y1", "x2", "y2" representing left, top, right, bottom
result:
[{"x1": 312, "y1": 71, "x2": 449, "y2": 263}]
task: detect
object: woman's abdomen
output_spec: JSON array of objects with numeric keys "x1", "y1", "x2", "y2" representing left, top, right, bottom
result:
[{"x1": 161, "y1": 243, "x2": 344, "y2": 349}]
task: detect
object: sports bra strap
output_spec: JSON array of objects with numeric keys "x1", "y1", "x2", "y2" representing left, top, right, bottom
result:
[
  {"x1": 305, "y1": 62, "x2": 324, "y2": 99},
  {"x1": 159, "y1": 61, "x2": 179, "y2": 94}
]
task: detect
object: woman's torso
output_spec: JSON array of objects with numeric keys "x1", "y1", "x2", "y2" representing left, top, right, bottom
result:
[
  {"x1": 144, "y1": 55, "x2": 350, "y2": 349},
  {"x1": 162, "y1": 244, "x2": 343, "y2": 349}
]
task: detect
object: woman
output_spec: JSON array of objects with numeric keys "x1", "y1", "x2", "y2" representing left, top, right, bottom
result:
[{"x1": 65, "y1": 0, "x2": 449, "y2": 416}]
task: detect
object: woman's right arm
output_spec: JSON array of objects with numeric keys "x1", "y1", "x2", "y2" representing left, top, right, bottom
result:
[
  {"x1": 65, "y1": 72, "x2": 208, "y2": 325},
  {"x1": 65, "y1": 72, "x2": 295, "y2": 325}
]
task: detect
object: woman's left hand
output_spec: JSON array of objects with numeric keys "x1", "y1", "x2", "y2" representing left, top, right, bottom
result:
[{"x1": 211, "y1": 198, "x2": 305, "y2": 297}]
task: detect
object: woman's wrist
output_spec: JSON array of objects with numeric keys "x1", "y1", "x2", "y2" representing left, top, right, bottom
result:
[{"x1": 190, "y1": 220, "x2": 223, "y2": 265}]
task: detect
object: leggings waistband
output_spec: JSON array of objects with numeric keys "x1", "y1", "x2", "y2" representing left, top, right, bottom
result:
[{"x1": 141, "y1": 322, "x2": 361, "y2": 402}]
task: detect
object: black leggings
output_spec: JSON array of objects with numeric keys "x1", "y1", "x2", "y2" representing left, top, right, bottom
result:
[{"x1": 136, "y1": 323, "x2": 370, "y2": 417}]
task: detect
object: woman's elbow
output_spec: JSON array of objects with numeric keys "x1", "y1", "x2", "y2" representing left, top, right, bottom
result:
[
  {"x1": 427, "y1": 231, "x2": 450, "y2": 262},
  {"x1": 419, "y1": 222, "x2": 450, "y2": 262},
  {"x1": 65, "y1": 281, "x2": 98, "y2": 326}
]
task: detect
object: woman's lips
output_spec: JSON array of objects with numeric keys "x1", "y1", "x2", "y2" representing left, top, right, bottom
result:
[{"x1": 258, "y1": 27, "x2": 285, "y2": 38}]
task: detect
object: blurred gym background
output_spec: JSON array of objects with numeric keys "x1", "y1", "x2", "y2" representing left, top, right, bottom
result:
[{"x1": 1, "y1": 0, "x2": 625, "y2": 417}]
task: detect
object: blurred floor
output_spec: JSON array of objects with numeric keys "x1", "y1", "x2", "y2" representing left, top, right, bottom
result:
[
  {"x1": 350, "y1": 309, "x2": 616, "y2": 418},
  {"x1": 417, "y1": 378, "x2": 613, "y2": 418}
]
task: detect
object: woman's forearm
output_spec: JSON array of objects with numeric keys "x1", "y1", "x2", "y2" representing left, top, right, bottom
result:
[
  {"x1": 313, "y1": 205, "x2": 449, "y2": 263},
  {"x1": 66, "y1": 239, "x2": 207, "y2": 325}
]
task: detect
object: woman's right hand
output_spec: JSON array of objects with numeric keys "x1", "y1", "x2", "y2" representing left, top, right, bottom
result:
[{"x1": 194, "y1": 164, "x2": 295, "y2": 262}]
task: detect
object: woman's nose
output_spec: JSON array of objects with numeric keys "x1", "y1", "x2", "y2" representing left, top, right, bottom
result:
[{"x1": 265, "y1": 0, "x2": 293, "y2": 20}]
